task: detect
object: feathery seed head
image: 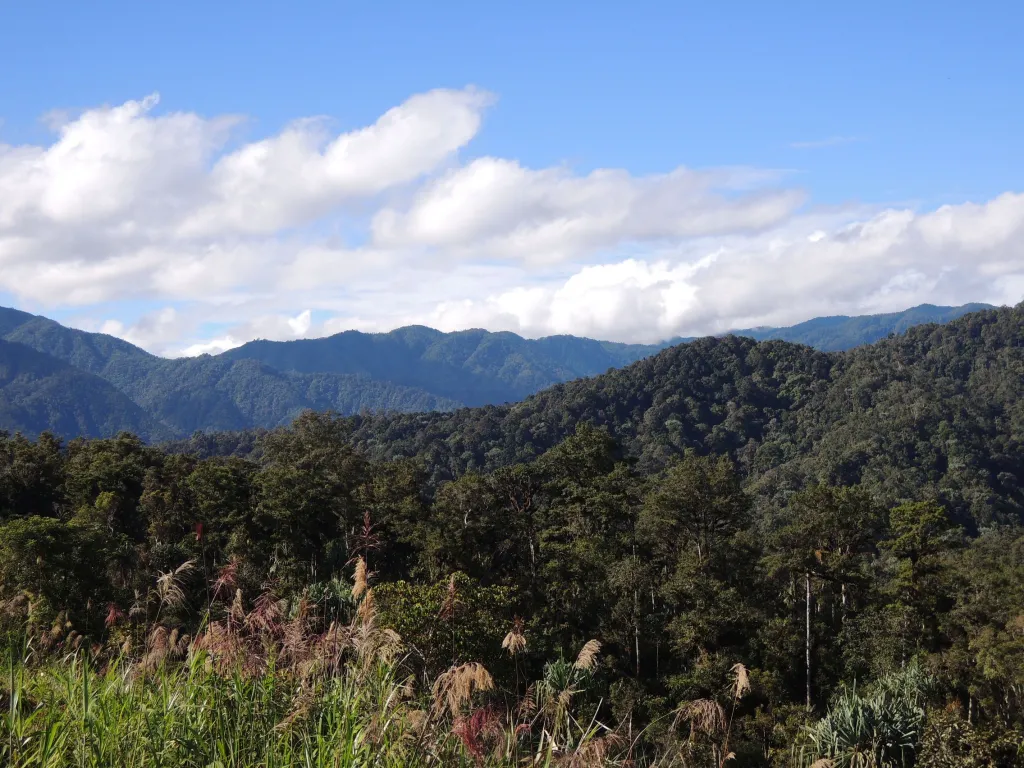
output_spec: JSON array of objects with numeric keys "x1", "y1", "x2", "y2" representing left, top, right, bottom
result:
[{"x1": 574, "y1": 639, "x2": 601, "y2": 672}]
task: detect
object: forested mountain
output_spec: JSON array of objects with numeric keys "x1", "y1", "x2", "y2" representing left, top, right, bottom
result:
[
  {"x1": 92, "y1": 356, "x2": 460, "y2": 436},
  {"x1": 220, "y1": 303, "x2": 991, "y2": 404},
  {"x1": 0, "y1": 301, "x2": 999, "y2": 439},
  {"x1": 2, "y1": 303, "x2": 1022, "y2": 765},
  {"x1": 0, "y1": 339, "x2": 172, "y2": 441},
  {"x1": 263, "y1": 303, "x2": 1023, "y2": 528},
  {"x1": 0, "y1": 309, "x2": 460, "y2": 437},
  {"x1": 221, "y1": 325, "x2": 664, "y2": 406}
]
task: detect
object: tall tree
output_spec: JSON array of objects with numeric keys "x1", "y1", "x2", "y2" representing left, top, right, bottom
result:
[{"x1": 766, "y1": 484, "x2": 883, "y2": 708}]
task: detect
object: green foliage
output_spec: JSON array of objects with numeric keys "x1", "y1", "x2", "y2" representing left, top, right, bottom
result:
[
  {"x1": 0, "y1": 649, "x2": 437, "y2": 767},
  {"x1": 798, "y1": 663, "x2": 930, "y2": 767},
  {"x1": 375, "y1": 573, "x2": 516, "y2": 677},
  {"x1": 918, "y1": 708, "x2": 1024, "y2": 768},
  {"x1": 0, "y1": 431, "x2": 63, "y2": 521},
  {"x1": 0, "y1": 516, "x2": 119, "y2": 631}
]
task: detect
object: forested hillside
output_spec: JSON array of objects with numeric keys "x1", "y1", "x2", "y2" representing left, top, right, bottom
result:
[
  {"x1": 0, "y1": 302, "x2": 991, "y2": 440},
  {"x1": 221, "y1": 325, "x2": 664, "y2": 406},
  {"x1": 2, "y1": 303, "x2": 1022, "y2": 765},
  {"x1": 259, "y1": 304, "x2": 1020, "y2": 529},
  {"x1": 0, "y1": 309, "x2": 461, "y2": 436},
  {"x1": 0, "y1": 339, "x2": 173, "y2": 441}
]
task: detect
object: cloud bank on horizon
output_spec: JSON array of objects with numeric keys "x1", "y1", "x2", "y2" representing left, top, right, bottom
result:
[{"x1": 1, "y1": 89, "x2": 1022, "y2": 356}]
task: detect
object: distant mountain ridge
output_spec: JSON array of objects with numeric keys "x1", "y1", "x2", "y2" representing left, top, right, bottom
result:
[
  {"x1": 0, "y1": 308, "x2": 460, "y2": 437},
  {"x1": 220, "y1": 326, "x2": 664, "y2": 406},
  {"x1": 0, "y1": 301, "x2": 996, "y2": 439},
  {"x1": 0, "y1": 338, "x2": 171, "y2": 441},
  {"x1": 729, "y1": 302, "x2": 996, "y2": 350}
]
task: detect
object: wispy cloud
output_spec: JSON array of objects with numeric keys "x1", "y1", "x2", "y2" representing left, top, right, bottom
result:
[{"x1": 790, "y1": 135, "x2": 864, "y2": 149}]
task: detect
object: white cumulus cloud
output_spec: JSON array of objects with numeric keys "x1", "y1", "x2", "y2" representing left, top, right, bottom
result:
[
  {"x1": 178, "y1": 88, "x2": 492, "y2": 238},
  {"x1": 410, "y1": 193, "x2": 1024, "y2": 342},
  {"x1": 0, "y1": 88, "x2": 491, "y2": 310},
  {"x1": 372, "y1": 158, "x2": 804, "y2": 263},
  {"x1": 1, "y1": 90, "x2": 1021, "y2": 356}
]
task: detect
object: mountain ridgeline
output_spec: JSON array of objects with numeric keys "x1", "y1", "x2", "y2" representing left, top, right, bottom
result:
[
  {"x1": 220, "y1": 325, "x2": 665, "y2": 406},
  {"x1": 0, "y1": 301, "x2": 997, "y2": 440},
  {"x1": 727, "y1": 301, "x2": 994, "y2": 350}
]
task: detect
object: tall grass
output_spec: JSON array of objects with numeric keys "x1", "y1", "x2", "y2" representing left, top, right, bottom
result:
[
  {"x1": 7, "y1": 555, "x2": 930, "y2": 767},
  {"x1": 0, "y1": 560, "x2": 655, "y2": 767},
  {"x1": 2, "y1": 647, "x2": 434, "y2": 767}
]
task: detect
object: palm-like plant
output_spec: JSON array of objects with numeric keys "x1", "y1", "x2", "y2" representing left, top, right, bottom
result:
[
  {"x1": 799, "y1": 663, "x2": 930, "y2": 768},
  {"x1": 534, "y1": 640, "x2": 602, "y2": 753}
]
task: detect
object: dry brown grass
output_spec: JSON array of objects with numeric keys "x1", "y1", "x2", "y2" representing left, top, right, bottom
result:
[
  {"x1": 432, "y1": 662, "x2": 495, "y2": 718},
  {"x1": 502, "y1": 616, "x2": 527, "y2": 657},
  {"x1": 180, "y1": 554, "x2": 411, "y2": 684},
  {"x1": 574, "y1": 639, "x2": 601, "y2": 672},
  {"x1": 211, "y1": 559, "x2": 238, "y2": 601},
  {"x1": 439, "y1": 573, "x2": 460, "y2": 622},
  {"x1": 352, "y1": 556, "x2": 369, "y2": 600},
  {"x1": 729, "y1": 663, "x2": 750, "y2": 701},
  {"x1": 674, "y1": 698, "x2": 727, "y2": 737},
  {"x1": 155, "y1": 559, "x2": 195, "y2": 612},
  {"x1": 564, "y1": 732, "x2": 626, "y2": 768}
]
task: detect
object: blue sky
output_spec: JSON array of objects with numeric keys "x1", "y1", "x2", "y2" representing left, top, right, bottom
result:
[{"x1": 1, "y1": 1, "x2": 1023, "y2": 354}]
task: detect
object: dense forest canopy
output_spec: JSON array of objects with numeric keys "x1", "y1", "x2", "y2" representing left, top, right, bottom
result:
[{"x1": 1, "y1": 304, "x2": 1023, "y2": 764}]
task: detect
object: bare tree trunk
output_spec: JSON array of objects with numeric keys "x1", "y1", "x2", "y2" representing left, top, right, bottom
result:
[
  {"x1": 635, "y1": 619, "x2": 640, "y2": 678},
  {"x1": 806, "y1": 572, "x2": 813, "y2": 709},
  {"x1": 841, "y1": 546, "x2": 850, "y2": 623},
  {"x1": 633, "y1": 546, "x2": 640, "y2": 678}
]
